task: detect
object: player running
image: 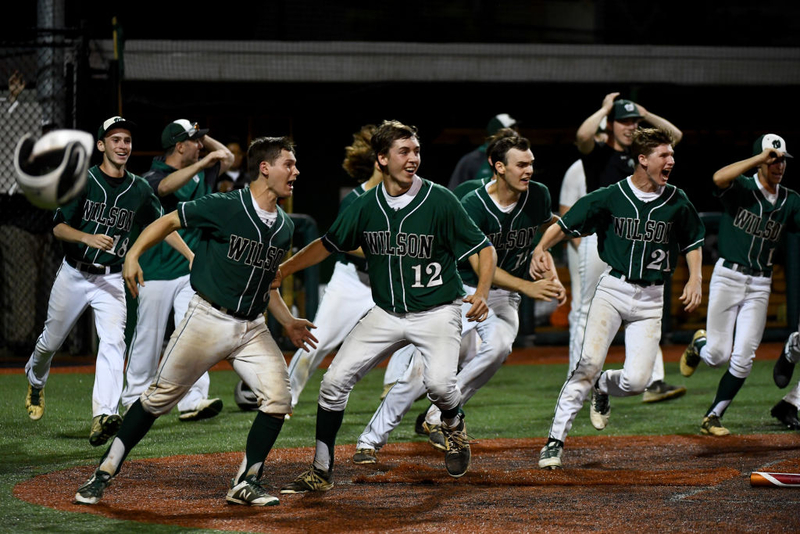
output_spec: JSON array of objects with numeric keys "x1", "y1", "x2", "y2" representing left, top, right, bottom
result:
[
  {"x1": 24, "y1": 117, "x2": 192, "y2": 446},
  {"x1": 351, "y1": 134, "x2": 565, "y2": 464},
  {"x1": 534, "y1": 127, "x2": 705, "y2": 469},
  {"x1": 279, "y1": 120, "x2": 496, "y2": 492},
  {"x1": 73, "y1": 136, "x2": 317, "y2": 506},
  {"x1": 680, "y1": 133, "x2": 800, "y2": 436}
]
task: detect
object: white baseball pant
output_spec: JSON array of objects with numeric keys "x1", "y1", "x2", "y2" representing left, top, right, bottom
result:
[
  {"x1": 549, "y1": 270, "x2": 664, "y2": 442},
  {"x1": 570, "y1": 234, "x2": 665, "y2": 382},
  {"x1": 25, "y1": 259, "x2": 127, "y2": 417},
  {"x1": 357, "y1": 287, "x2": 516, "y2": 451},
  {"x1": 122, "y1": 273, "x2": 210, "y2": 412},
  {"x1": 319, "y1": 301, "x2": 462, "y2": 414},
  {"x1": 699, "y1": 259, "x2": 772, "y2": 379},
  {"x1": 141, "y1": 294, "x2": 291, "y2": 416}
]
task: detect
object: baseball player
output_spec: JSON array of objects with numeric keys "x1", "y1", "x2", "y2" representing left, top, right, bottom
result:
[
  {"x1": 121, "y1": 119, "x2": 233, "y2": 421},
  {"x1": 772, "y1": 329, "x2": 800, "y2": 430},
  {"x1": 680, "y1": 134, "x2": 800, "y2": 436},
  {"x1": 352, "y1": 134, "x2": 565, "y2": 463},
  {"x1": 535, "y1": 127, "x2": 704, "y2": 469},
  {"x1": 74, "y1": 136, "x2": 317, "y2": 506},
  {"x1": 571, "y1": 94, "x2": 687, "y2": 402},
  {"x1": 285, "y1": 125, "x2": 416, "y2": 411},
  {"x1": 24, "y1": 116, "x2": 192, "y2": 447},
  {"x1": 278, "y1": 120, "x2": 496, "y2": 493}
]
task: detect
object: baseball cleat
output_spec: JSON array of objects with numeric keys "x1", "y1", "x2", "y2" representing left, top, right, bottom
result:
[
  {"x1": 74, "y1": 470, "x2": 113, "y2": 505},
  {"x1": 680, "y1": 329, "x2": 706, "y2": 377},
  {"x1": 590, "y1": 389, "x2": 610, "y2": 430},
  {"x1": 701, "y1": 415, "x2": 730, "y2": 436},
  {"x1": 353, "y1": 448, "x2": 378, "y2": 464},
  {"x1": 539, "y1": 439, "x2": 564, "y2": 469},
  {"x1": 280, "y1": 468, "x2": 333, "y2": 494},
  {"x1": 26, "y1": 384, "x2": 45, "y2": 421},
  {"x1": 427, "y1": 424, "x2": 447, "y2": 451},
  {"x1": 770, "y1": 400, "x2": 800, "y2": 430},
  {"x1": 442, "y1": 416, "x2": 471, "y2": 478},
  {"x1": 414, "y1": 409, "x2": 431, "y2": 436},
  {"x1": 178, "y1": 398, "x2": 223, "y2": 421},
  {"x1": 89, "y1": 414, "x2": 122, "y2": 447},
  {"x1": 226, "y1": 475, "x2": 279, "y2": 506},
  {"x1": 773, "y1": 334, "x2": 798, "y2": 389},
  {"x1": 642, "y1": 380, "x2": 687, "y2": 403}
]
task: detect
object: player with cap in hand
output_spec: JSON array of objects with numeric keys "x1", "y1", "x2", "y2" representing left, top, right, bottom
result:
[
  {"x1": 121, "y1": 119, "x2": 233, "y2": 421},
  {"x1": 680, "y1": 133, "x2": 800, "y2": 436},
  {"x1": 572, "y1": 93, "x2": 687, "y2": 403},
  {"x1": 24, "y1": 116, "x2": 193, "y2": 447}
]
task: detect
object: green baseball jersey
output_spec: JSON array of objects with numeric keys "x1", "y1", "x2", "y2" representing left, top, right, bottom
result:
[
  {"x1": 321, "y1": 178, "x2": 491, "y2": 314},
  {"x1": 716, "y1": 174, "x2": 800, "y2": 271},
  {"x1": 459, "y1": 181, "x2": 552, "y2": 287},
  {"x1": 139, "y1": 159, "x2": 220, "y2": 281},
  {"x1": 559, "y1": 178, "x2": 705, "y2": 283},
  {"x1": 177, "y1": 187, "x2": 294, "y2": 316},
  {"x1": 335, "y1": 183, "x2": 369, "y2": 273},
  {"x1": 54, "y1": 166, "x2": 162, "y2": 266},
  {"x1": 453, "y1": 176, "x2": 492, "y2": 200}
]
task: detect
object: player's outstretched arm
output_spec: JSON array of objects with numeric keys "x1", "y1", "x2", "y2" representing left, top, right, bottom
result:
[
  {"x1": 679, "y1": 248, "x2": 703, "y2": 313},
  {"x1": 468, "y1": 254, "x2": 564, "y2": 303},
  {"x1": 267, "y1": 289, "x2": 318, "y2": 351},
  {"x1": 712, "y1": 148, "x2": 783, "y2": 190},
  {"x1": 273, "y1": 238, "x2": 332, "y2": 289},
  {"x1": 123, "y1": 211, "x2": 182, "y2": 297},
  {"x1": 530, "y1": 224, "x2": 567, "y2": 278},
  {"x1": 53, "y1": 223, "x2": 114, "y2": 251},
  {"x1": 464, "y1": 245, "x2": 496, "y2": 323},
  {"x1": 164, "y1": 231, "x2": 195, "y2": 267}
]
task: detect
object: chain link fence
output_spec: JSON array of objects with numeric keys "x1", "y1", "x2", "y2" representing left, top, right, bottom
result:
[{"x1": 1, "y1": 33, "x2": 88, "y2": 358}]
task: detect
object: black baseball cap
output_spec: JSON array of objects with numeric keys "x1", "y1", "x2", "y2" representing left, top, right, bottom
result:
[{"x1": 609, "y1": 99, "x2": 643, "y2": 122}]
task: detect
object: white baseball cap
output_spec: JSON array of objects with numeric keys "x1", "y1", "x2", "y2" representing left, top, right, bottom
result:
[{"x1": 754, "y1": 133, "x2": 792, "y2": 158}]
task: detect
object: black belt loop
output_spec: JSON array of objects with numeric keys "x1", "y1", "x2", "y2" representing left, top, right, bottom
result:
[
  {"x1": 196, "y1": 292, "x2": 261, "y2": 322},
  {"x1": 608, "y1": 269, "x2": 664, "y2": 288},
  {"x1": 66, "y1": 257, "x2": 122, "y2": 275},
  {"x1": 721, "y1": 260, "x2": 770, "y2": 278}
]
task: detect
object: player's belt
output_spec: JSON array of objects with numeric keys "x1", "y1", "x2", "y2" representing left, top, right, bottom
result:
[
  {"x1": 196, "y1": 292, "x2": 262, "y2": 322},
  {"x1": 66, "y1": 257, "x2": 122, "y2": 275},
  {"x1": 721, "y1": 260, "x2": 771, "y2": 278},
  {"x1": 608, "y1": 269, "x2": 664, "y2": 288}
]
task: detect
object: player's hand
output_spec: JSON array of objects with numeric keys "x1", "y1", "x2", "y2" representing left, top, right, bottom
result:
[
  {"x1": 602, "y1": 92, "x2": 620, "y2": 112},
  {"x1": 635, "y1": 102, "x2": 648, "y2": 119},
  {"x1": 679, "y1": 277, "x2": 703, "y2": 313},
  {"x1": 552, "y1": 278, "x2": 568, "y2": 306},
  {"x1": 82, "y1": 233, "x2": 114, "y2": 251},
  {"x1": 199, "y1": 149, "x2": 229, "y2": 169},
  {"x1": 761, "y1": 148, "x2": 786, "y2": 165},
  {"x1": 520, "y1": 279, "x2": 562, "y2": 302},
  {"x1": 463, "y1": 293, "x2": 490, "y2": 322},
  {"x1": 529, "y1": 246, "x2": 551, "y2": 279},
  {"x1": 285, "y1": 319, "x2": 318, "y2": 351},
  {"x1": 123, "y1": 257, "x2": 145, "y2": 298},
  {"x1": 270, "y1": 267, "x2": 283, "y2": 289}
]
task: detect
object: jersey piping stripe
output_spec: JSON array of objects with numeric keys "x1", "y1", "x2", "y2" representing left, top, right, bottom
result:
[
  {"x1": 236, "y1": 189, "x2": 262, "y2": 315},
  {"x1": 639, "y1": 187, "x2": 677, "y2": 279},
  {"x1": 84, "y1": 168, "x2": 109, "y2": 263},
  {"x1": 616, "y1": 182, "x2": 641, "y2": 278},
  {"x1": 395, "y1": 183, "x2": 434, "y2": 313},
  {"x1": 373, "y1": 186, "x2": 396, "y2": 310}
]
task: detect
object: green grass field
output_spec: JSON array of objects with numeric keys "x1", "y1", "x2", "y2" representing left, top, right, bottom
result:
[{"x1": 0, "y1": 358, "x2": 790, "y2": 533}]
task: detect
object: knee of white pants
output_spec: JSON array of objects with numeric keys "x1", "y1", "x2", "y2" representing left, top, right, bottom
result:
[
  {"x1": 701, "y1": 343, "x2": 729, "y2": 368},
  {"x1": 728, "y1": 354, "x2": 754, "y2": 379},
  {"x1": 617, "y1": 369, "x2": 650, "y2": 395},
  {"x1": 140, "y1": 380, "x2": 190, "y2": 416},
  {"x1": 424, "y1": 378, "x2": 460, "y2": 411},
  {"x1": 318, "y1": 373, "x2": 352, "y2": 412}
]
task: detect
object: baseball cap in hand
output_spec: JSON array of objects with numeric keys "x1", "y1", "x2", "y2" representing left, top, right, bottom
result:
[
  {"x1": 161, "y1": 119, "x2": 210, "y2": 148},
  {"x1": 753, "y1": 134, "x2": 793, "y2": 158},
  {"x1": 609, "y1": 99, "x2": 643, "y2": 122},
  {"x1": 97, "y1": 116, "x2": 137, "y2": 140}
]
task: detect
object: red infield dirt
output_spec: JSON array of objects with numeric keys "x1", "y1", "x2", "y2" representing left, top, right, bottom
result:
[{"x1": 11, "y1": 343, "x2": 800, "y2": 532}]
